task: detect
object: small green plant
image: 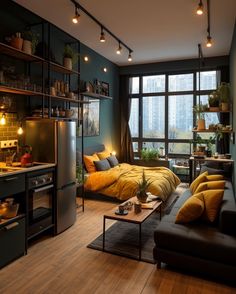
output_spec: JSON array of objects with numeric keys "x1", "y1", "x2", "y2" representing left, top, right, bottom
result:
[
  {"x1": 208, "y1": 91, "x2": 220, "y2": 107},
  {"x1": 76, "y1": 165, "x2": 84, "y2": 184},
  {"x1": 137, "y1": 170, "x2": 151, "y2": 202},
  {"x1": 63, "y1": 44, "x2": 78, "y2": 64},
  {"x1": 218, "y1": 82, "x2": 230, "y2": 103},
  {"x1": 193, "y1": 104, "x2": 205, "y2": 120},
  {"x1": 141, "y1": 148, "x2": 159, "y2": 161},
  {"x1": 22, "y1": 30, "x2": 39, "y2": 54}
]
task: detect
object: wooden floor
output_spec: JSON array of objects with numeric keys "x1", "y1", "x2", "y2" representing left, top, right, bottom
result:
[{"x1": 0, "y1": 199, "x2": 235, "y2": 294}]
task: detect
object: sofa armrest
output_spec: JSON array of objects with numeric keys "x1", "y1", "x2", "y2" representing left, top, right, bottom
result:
[{"x1": 219, "y1": 210, "x2": 236, "y2": 236}]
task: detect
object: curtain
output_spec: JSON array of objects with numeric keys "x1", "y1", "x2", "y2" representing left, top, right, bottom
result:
[{"x1": 120, "y1": 75, "x2": 134, "y2": 163}]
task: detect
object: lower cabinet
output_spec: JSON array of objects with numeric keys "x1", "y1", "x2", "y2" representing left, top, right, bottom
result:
[{"x1": 0, "y1": 216, "x2": 26, "y2": 268}]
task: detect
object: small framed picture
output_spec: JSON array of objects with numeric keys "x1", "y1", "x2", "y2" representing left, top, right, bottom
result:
[{"x1": 101, "y1": 81, "x2": 109, "y2": 96}]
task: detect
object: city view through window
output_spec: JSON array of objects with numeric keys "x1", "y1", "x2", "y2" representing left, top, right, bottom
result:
[{"x1": 129, "y1": 71, "x2": 218, "y2": 157}]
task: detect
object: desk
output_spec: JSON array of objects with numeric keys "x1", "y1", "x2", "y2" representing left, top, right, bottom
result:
[
  {"x1": 172, "y1": 164, "x2": 190, "y2": 182},
  {"x1": 189, "y1": 156, "x2": 234, "y2": 183}
]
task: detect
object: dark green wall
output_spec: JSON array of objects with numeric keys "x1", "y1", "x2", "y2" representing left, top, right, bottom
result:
[
  {"x1": 230, "y1": 21, "x2": 236, "y2": 189},
  {"x1": 80, "y1": 43, "x2": 120, "y2": 153}
]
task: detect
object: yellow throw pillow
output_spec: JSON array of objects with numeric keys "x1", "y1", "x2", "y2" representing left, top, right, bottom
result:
[
  {"x1": 84, "y1": 153, "x2": 100, "y2": 173},
  {"x1": 190, "y1": 171, "x2": 208, "y2": 193},
  {"x1": 175, "y1": 193, "x2": 205, "y2": 224},
  {"x1": 201, "y1": 190, "x2": 224, "y2": 222},
  {"x1": 206, "y1": 174, "x2": 224, "y2": 181},
  {"x1": 195, "y1": 180, "x2": 225, "y2": 193},
  {"x1": 96, "y1": 150, "x2": 111, "y2": 160}
]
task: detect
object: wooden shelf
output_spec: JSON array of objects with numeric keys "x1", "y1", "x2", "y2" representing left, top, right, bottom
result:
[
  {"x1": 0, "y1": 42, "x2": 44, "y2": 62},
  {"x1": 0, "y1": 85, "x2": 44, "y2": 96},
  {"x1": 200, "y1": 110, "x2": 230, "y2": 113},
  {"x1": 44, "y1": 93, "x2": 82, "y2": 103},
  {"x1": 48, "y1": 61, "x2": 80, "y2": 75},
  {"x1": 80, "y1": 92, "x2": 112, "y2": 100},
  {"x1": 192, "y1": 129, "x2": 233, "y2": 133}
]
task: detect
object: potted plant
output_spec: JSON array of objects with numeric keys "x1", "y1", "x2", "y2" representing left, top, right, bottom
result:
[
  {"x1": 141, "y1": 148, "x2": 159, "y2": 161},
  {"x1": 63, "y1": 44, "x2": 78, "y2": 70},
  {"x1": 22, "y1": 30, "x2": 39, "y2": 55},
  {"x1": 208, "y1": 91, "x2": 220, "y2": 111},
  {"x1": 218, "y1": 82, "x2": 230, "y2": 111},
  {"x1": 193, "y1": 104, "x2": 206, "y2": 130},
  {"x1": 137, "y1": 170, "x2": 150, "y2": 203}
]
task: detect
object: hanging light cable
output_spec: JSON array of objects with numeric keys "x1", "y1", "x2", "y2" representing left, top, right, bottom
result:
[
  {"x1": 100, "y1": 26, "x2": 105, "y2": 42},
  {"x1": 196, "y1": 0, "x2": 204, "y2": 15},
  {"x1": 116, "y1": 41, "x2": 122, "y2": 55},
  {"x1": 206, "y1": 0, "x2": 212, "y2": 47},
  {"x1": 72, "y1": 5, "x2": 80, "y2": 24}
]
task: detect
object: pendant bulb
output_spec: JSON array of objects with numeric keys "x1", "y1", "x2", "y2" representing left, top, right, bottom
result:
[{"x1": 196, "y1": 0, "x2": 204, "y2": 15}]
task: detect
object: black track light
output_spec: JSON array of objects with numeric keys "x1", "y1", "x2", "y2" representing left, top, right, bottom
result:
[
  {"x1": 100, "y1": 27, "x2": 105, "y2": 42},
  {"x1": 72, "y1": 6, "x2": 80, "y2": 24},
  {"x1": 196, "y1": 0, "x2": 203, "y2": 15},
  {"x1": 116, "y1": 42, "x2": 122, "y2": 55},
  {"x1": 206, "y1": 35, "x2": 212, "y2": 47},
  {"x1": 128, "y1": 51, "x2": 132, "y2": 62}
]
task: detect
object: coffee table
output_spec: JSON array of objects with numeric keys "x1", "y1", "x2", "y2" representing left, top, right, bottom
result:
[{"x1": 102, "y1": 197, "x2": 162, "y2": 261}]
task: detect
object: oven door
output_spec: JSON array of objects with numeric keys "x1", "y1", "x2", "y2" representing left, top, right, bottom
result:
[{"x1": 28, "y1": 184, "x2": 54, "y2": 239}]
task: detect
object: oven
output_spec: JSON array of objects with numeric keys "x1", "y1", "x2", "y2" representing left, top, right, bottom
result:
[{"x1": 27, "y1": 169, "x2": 55, "y2": 239}]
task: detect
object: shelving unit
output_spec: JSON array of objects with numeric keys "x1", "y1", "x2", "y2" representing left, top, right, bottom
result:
[
  {"x1": 192, "y1": 129, "x2": 232, "y2": 133},
  {"x1": 81, "y1": 91, "x2": 112, "y2": 100}
]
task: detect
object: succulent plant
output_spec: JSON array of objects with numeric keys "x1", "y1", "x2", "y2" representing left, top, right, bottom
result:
[{"x1": 137, "y1": 170, "x2": 151, "y2": 202}]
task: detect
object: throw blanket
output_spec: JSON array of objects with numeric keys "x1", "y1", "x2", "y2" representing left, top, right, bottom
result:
[{"x1": 84, "y1": 163, "x2": 180, "y2": 201}]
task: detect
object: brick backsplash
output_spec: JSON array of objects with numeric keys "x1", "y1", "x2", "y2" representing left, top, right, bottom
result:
[{"x1": 0, "y1": 113, "x2": 18, "y2": 161}]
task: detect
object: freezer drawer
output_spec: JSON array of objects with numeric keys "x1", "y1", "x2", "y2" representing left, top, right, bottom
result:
[{"x1": 56, "y1": 184, "x2": 76, "y2": 234}]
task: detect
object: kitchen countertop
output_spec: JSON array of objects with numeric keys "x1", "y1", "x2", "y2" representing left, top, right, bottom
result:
[{"x1": 0, "y1": 162, "x2": 56, "y2": 177}]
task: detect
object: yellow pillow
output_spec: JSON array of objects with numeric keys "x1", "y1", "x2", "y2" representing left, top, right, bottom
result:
[
  {"x1": 201, "y1": 190, "x2": 224, "y2": 222},
  {"x1": 84, "y1": 153, "x2": 100, "y2": 173},
  {"x1": 96, "y1": 150, "x2": 111, "y2": 160},
  {"x1": 195, "y1": 180, "x2": 225, "y2": 193},
  {"x1": 206, "y1": 174, "x2": 224, "y2": 181},
  {"x1": 175, "y1": 194, "x2": 205, "y2": 224},
  {"x1": 190, "y1": 171, "x2": 208, "y2": 193}
]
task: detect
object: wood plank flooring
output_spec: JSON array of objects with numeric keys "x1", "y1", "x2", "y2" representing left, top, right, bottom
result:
[{"x1": 0, "y1": 199, "x2": 235, "y2": 294}]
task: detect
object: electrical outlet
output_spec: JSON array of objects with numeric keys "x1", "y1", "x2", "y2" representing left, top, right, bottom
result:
[{"x1": 0, "y1": 140, "x2": 18, "y2": 149}]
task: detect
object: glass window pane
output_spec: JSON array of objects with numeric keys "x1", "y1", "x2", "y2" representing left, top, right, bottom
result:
[
  {"x1": 129, "y1": 98, "x2": 139, "y2": 137},
  {"x1": 199, "y1": 95, "x2": 219, "y2": 128},
  {"x1": 143, "y1": 96, "x2": 165, "y2": 138},
  {"x1": 143, "y1": 142, "x2": 165, "y2": 149},
  {"x1": 130, "y1": 77, "x2": 139, "y2": 94},
  {"x1": 143, "y1": 75, "x2": 165, "y2": 93},
  {"x1": 168, "y1": 143, "x2": 191, "y2": 154},
  {"x1": 168, "y1": 95, "x2": 193, "y2": 139},
  {"x1": 132, "y1": 142, "x2": 138, "y2": 152},
  {"x1": 197, "y1": 71, "x2": 217, "y2": 90},
  {"x1": 169, "y1": 74, "x2": 193, "y2": 92}
]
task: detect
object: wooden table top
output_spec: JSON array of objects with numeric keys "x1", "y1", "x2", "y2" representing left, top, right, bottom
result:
[{"x1": 104, "y1": 196, "x2": 162, "y2": 224}]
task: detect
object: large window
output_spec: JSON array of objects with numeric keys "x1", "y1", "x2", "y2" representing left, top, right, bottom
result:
[{"x1": 129, "y1": 70, "x2": 218, "y2": 158}]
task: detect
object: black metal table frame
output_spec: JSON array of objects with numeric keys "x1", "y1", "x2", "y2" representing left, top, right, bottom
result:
[{"x1": 102, "y1": 204, "x2": 162, "y2": 261}]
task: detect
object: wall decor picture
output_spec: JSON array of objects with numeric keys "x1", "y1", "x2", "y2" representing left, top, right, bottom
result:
[
  {"x1": 101, "y1": 81, "x2": 109, "y2": 96},
  {"x1": 83, "y1": 99, "x2": 100, "y2": 136}
]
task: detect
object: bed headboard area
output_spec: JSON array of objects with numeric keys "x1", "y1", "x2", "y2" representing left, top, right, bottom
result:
[{"x1": 84, "y1": 144, "x2": 105, "y2": 155}]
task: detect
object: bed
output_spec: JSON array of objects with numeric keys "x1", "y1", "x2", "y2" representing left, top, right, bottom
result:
[{"x1": 82, "y1": 144, "x2": 180, "y2": 202}]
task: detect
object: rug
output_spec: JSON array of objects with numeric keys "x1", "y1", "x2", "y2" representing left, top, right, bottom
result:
[{"x1": 87, "y1": 183, "x2": 187, "y2": 264}]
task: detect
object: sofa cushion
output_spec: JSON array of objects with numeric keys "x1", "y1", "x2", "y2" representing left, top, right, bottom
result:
[
  {"x1": 195, "y1": 180, "x2": 225, "y2": 193},
  {"x1": 96, "y1": 150, "x2": 111, "y2": 160},
  {"x1": 84, "y1": 153, "x2": 100, "y2": 173},
  {"x1": 206, "y1": 174, "x2": 224, "y2": 181},
  {"x1": 94, "y1": 159, "x2": 111, "y2": 171},
  {"x1": 200, "y1": 190, "x2": 224, "y2": 222},
  {"x1": 175, "y1": 194, "x2": 204, "y2": 224},
  {"x1": 190, "y1": 171, "x2": 208, "y2": 193}
]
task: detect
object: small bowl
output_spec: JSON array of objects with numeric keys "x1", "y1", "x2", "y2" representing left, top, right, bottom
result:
[{"x1": 225, "y1": 154, "x2": 231, "y2": 159}]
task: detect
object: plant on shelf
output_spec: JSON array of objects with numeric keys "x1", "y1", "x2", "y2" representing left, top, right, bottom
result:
[
  {"x1": 76, "y1": 165, "x2": 84, "y2": 185},
  {"x1": 22, "y1": 30, "x2": 39, "y2": 55},
  {"x1": 141, "y1": 148, "x2": 159, "y2": 161},
  {"x1": 193, "y1": 104, "x2": 206, "y2": 130},
  {"x1": 63, "y1": 44, "x2": 78, "y2": 70},
  {"x1": 137, "y1": 170, "x2": 151, "y2": 203},
  {"x1": 218, "y1": 82, "x2": 230, "y2": 111},
  {"x1": 208, "y1": 91, "x2": 220, "y2": 111}
]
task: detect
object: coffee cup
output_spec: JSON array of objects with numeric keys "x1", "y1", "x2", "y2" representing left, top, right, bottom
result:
[
  {"x1": 65, "y1": 109, "x2": 74, "y2": 118},
  {"x1": 134, "y1": 202, "x2": 142, "y2": 214}
]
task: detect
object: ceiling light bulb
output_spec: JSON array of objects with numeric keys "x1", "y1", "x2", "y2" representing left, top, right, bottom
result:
[
  {"x1": 84, "y1": 56, "x2": 89, "y2": 62},
  {"x1": 128, "y1": 51, "x2": 132, "y2": 62},
  {"x1": 0, "y1": 113, "x2": 6, "y2": 125},
  {"x1": 72, "y1": 7, "x2": 80, "y2": 24},
  {"x1": 116, "y1": 43, "x2": 122, "y2": 55},
  {"x1": 103, "y1": 67, "x2": 107, "y2": 72},
  {"x1": 17, "y1": 126, "x2": 23, "y2": 135},
  {"x1": 196, "y1": 0, "x2": 203, "y2": 15},
  {"x1": 100, "y1": 27, "x2": 105, "y2": 42},
  {"x1": 206, "y1": 35, "x2": 212, "y2": 47}
]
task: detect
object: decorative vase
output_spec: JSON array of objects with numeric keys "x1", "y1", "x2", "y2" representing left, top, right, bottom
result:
[
  {"x1": 22, "y1": 40, "x2": 32, "y2": 55},
  {"x1": 10, "y1": 37, "x2": 23, "y2": 50},
  {"x1": 137, "y1": 191, "x2": 148, "y2": 203},
  {"x1": 221, "y1": 102, "x2": 229, "y2": 112},
  {"x1": 63, "y1": 57, "x2": 72, "y2": 70},
  {"x1": 197, "y1": 119, "x2": 206, "y2": 130}
]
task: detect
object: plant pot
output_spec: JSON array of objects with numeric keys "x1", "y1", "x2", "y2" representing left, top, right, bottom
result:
[
  {"x1": 209, "y1": 107, "x2": 220, "y2": 112},
  {"x1": 22, "y1": 40, "x2": 32, "y2": 55},
  {"x1": 63, "y1": 57, "x2": 72, "y2": 70},
  {"x1": 221, "y1": 102, "x2": 229, "y2": 112},
  {"x1": 197, "y1": 119, "x2": 206, "y2": 131},
  {"x1": 137, "y1": 191, "x2": 148, "y2": 203},
  {"x1": 198, "y1": 146, "x2": 206, "y2": 153},
  {"x1": 10, "y1": 37, "x2": 23, "y2": 50}
]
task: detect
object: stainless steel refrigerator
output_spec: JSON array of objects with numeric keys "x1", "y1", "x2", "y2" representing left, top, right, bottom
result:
[{"x1": 26, "y1": 119, "x2": 77, "y2": 234}]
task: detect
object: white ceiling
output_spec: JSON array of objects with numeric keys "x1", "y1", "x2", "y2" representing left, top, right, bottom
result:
[{"x1": 15, "y1": 0, "x2": 236, "y2": 66}]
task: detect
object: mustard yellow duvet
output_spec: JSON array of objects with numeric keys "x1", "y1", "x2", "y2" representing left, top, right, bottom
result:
[{"x1": 84, "y1": 163, "x2": 180, "y2": 201}]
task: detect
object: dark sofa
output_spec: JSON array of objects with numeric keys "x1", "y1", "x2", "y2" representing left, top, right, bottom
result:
[{"x1": 153, "y1": 181, "x2": 236, "y2": 282}]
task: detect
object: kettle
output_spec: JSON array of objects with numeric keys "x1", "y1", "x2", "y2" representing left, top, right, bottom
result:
[{"x1": 20, "y1": 145, "x2": 33, "y2": 167}]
